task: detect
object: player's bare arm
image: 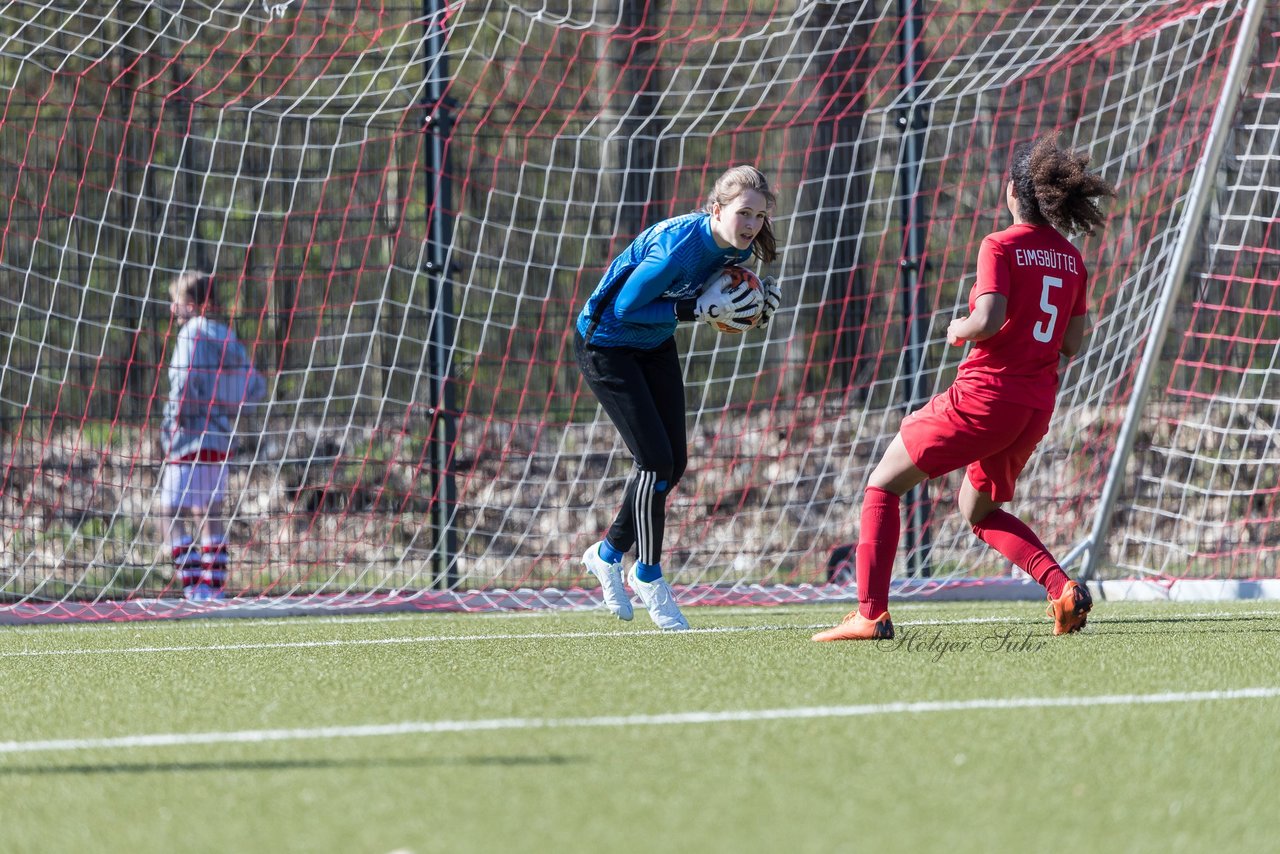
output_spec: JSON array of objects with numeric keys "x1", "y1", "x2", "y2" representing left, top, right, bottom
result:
[
  {"x1": 1060, "y1": 311, "x2": 1089, "y2": 358},
  {"x1": 946, "y1": 293, "x2": 1007, "y2": 345}
]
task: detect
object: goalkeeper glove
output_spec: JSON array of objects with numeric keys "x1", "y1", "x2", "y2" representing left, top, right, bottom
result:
[
  {"x1": 757, "y1": 276, "x2": 781, "y2": 328},
  {"x1": 694, "y1": 273, "x2": 764, "y2": 332}
]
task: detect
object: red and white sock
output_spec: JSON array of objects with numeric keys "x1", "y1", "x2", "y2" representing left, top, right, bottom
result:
[
  {"x1": 171, "y1": 535, "x2": 201, "y2": 588},
  {"x1": 200, "y1": 537, "x2": 230, "y2": 591}
]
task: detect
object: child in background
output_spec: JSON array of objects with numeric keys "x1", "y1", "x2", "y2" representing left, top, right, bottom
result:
[{"x1": 160, "y1": 271, "x2": 266, "y2": 601}]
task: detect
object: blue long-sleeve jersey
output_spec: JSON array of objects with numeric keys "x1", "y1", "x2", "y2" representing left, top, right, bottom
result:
[{"x1": 576, "y1": 212, "x2": 752, "y2": 348}]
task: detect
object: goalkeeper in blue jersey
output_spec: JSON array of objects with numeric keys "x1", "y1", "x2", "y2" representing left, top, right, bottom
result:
[{"x1": 575, "y1": 165, "x2": 782, "y2": 629}]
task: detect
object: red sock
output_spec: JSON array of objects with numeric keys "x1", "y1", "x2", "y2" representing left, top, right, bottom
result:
[
  {"x1": 971, "y1": 509, "x2": 1069, "y2": 598},
  {"x1": 856, "y1": 486, "x2": 900, "y2": 619}
]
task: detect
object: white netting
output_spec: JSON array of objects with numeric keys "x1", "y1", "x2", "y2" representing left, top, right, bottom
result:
[{"x1": 0, "y1": 0, "x2": 1273, "y2": 619}]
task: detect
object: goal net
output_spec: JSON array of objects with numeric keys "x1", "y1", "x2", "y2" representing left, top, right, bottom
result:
[{"x1": 1, "y1": 0, "x2": 1275, "y2": 619}]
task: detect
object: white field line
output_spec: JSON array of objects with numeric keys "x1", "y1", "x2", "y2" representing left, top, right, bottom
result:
[
  {"x1": 2, "y1": 605, "x2": 824, "y2": 635},
  {"x1": 5, "y1": 608, "x2": 1280, "y2": 658},
  {"x1": 14, "y1": 602, "x2": 1280, "y2": 637},
  {"x1": 0, "y1": 602, "x2": 943, "y2": 636},
  {"x1": 1, "y1": 687, "x2": 1277, "y2": 756},
  {"x1": 0, "y1": 623, "x2": 841, "y2": 656}
]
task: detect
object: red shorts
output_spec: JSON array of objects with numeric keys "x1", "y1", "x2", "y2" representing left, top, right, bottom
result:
[{"x1": 899, "y1": 384, "x2": 1053, "y2": 502}]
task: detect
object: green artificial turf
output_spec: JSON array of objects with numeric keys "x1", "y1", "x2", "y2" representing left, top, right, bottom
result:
[{"x1": 1, "y1": 600, "x2": 1278, "y2": 853}]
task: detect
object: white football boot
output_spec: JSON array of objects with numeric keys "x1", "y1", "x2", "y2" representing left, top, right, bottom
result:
[
  {"x1": 626, "y1": 567, "x2": 689, "y2": 631},
  {"x1": 582, "y1": 543, "x2": 633, "y2": 621}
]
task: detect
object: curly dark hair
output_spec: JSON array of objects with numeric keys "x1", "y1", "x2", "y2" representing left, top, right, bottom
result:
[
  {"x1": 1010, "y1": 136, "x2": 1117, "y2": 236},
  {"x1": 703, "y1": 165, "x2": 779, "y2": 263}
]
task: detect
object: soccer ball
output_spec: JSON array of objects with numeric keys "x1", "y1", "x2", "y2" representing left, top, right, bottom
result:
[{"x1": 714, "y1": 265, "x2": 763, "y2": 334}]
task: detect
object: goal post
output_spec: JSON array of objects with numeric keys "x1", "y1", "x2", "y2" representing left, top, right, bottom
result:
[
  {"x1": 1076, "y1": 0, "x2": 1269, "y2": 584},
  {"x1": 1, "y1": 0, "x2": 1277, "y2": 621}
]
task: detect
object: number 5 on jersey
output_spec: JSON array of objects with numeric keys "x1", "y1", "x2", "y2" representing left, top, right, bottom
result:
[{"x1": 1033, "y1": 275, "x2": 1063, "y2": 343}]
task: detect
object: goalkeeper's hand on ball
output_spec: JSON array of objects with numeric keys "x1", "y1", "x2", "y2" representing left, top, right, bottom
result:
[
  {"x1": 757, "y1": 276, "x2": 781, "y2": 328},
  {"x1": 694, "y1": 273, "x2": 764, "y2": 332}
]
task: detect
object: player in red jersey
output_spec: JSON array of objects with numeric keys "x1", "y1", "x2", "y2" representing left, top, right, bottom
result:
[{"x1": 814, "y1": 136, "x2": 1117, "y2": 641}]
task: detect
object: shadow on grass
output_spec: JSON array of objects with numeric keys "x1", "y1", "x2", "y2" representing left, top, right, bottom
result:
[
  {"x1": 1091, "y1": 614, "x2": 1280, "y2": 627},
  {"x1": 0, "y1": 754, "x2": 581, "y2": 777},
  {"x1": 1076, "y1": 616, "x2": 1280, "y2": 639}
]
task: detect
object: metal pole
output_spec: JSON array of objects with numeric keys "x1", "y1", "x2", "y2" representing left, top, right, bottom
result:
[
  {"x1": 1078, "y1": 0, "x2": 1265, "y2": 582},
  {"x1": 608, "y1": 2, "x2": 657, "y2": 242},
  {"x1": 897, "y1": 0, "x2": 932, "y2": 576},
  {"x1": 422, "y1": 0, "x2": 457, "y2": 588}
]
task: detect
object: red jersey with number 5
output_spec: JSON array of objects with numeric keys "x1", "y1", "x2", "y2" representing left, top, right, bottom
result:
[{"x1": 954, "y1": 223, "x2": 1088, "y2": 411}]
